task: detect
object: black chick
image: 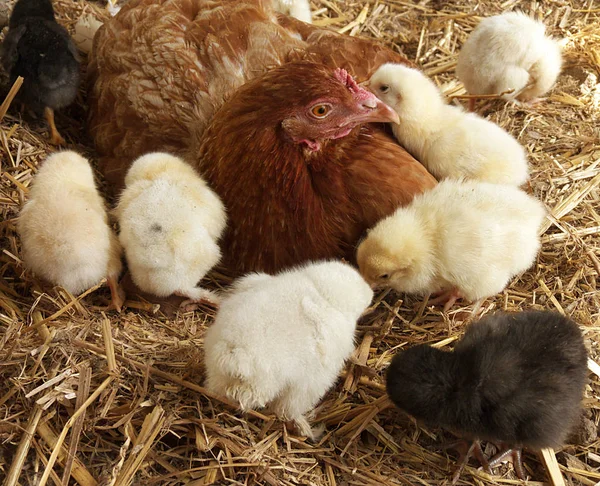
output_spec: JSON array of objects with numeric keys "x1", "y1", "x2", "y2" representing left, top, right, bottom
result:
[
  {"x1": 0, "y1": 0, "x2": 80, "y2": 145},
  {"x1": 386, "y1": 310, "x2": 588, "y2": 483}
]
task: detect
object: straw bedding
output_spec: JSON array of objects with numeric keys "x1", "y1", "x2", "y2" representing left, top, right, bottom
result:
[{"x1": 1, "y1": 0, "x2": 600, "y2": 484}]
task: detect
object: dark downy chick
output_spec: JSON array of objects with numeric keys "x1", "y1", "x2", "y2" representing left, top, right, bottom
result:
[
  {"x1": 1, "y1": 0, "x2": 80, "y2": 145},
  {"x1": 386, "y1": 310, "x2": 588, "y2": 483}
]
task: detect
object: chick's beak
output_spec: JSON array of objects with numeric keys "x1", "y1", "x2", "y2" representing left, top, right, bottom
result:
[{"x1": 353, "y1": 96, "x2": 400, "y2": 125}]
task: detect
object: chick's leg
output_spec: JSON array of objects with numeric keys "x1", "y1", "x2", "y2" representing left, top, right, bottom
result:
[
  {"x1": 487, "y1": 447, "x2": 526, "y2": 480},
  {"x1": 107, "y1": 275, "x2": 125, "y2": 313},
  {"x1": 44, "y1": 107, "x2": 66, "y2": 145}
]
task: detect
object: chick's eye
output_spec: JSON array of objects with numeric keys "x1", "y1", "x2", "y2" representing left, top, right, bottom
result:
[
  {"x1": 310, "y1": 104, "x2": 332, "y2": 118},
  {"x1": 379, "y1": 85, "x2": 390, "y2": 94},
  {"x1": 378, "y1": 273, "x2": 390, "y2": 280}
]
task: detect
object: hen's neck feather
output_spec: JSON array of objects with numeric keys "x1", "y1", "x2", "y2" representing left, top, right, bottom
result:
[{"x1": 193, "y1": 76, "x2": 359, "y2": 272}]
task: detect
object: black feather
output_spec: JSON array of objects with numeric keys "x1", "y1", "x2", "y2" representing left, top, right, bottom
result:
[
  {"x1": 0, "y1": 0, "x2": 80, "y2": 114},
  {"x1": 386, "y1": 310, "x2": 588, "y2": 449},
  {"x1": 9, "y1": 0, "x2": 55, "y2": 27}
]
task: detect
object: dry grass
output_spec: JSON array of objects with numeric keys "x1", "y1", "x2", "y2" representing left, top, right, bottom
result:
[{"x1": 1, "y1": 0, "x2": 600, "y2": 484}]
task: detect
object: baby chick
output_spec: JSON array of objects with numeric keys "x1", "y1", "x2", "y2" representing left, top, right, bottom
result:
[
  {"x1": 115, "y1": 152, "x2": 226, "y2": 306},
  {"x1": 203, "y1": 260, "x2": 373, "y2": 439},
  {"x1": 356, "y1": 179, "x2": 546, "y2": 311},
  {"x1": 0, "y1": 0, "x2": 80, "y2": 145},
  {"x1": 18, "y1": 151, "x2": 124, "y2": 310},
  {"x1": 73, "y1": 14, "x2": 104, "y2": 55},
  {"x1": 456, "y1": 12, "x2": 562, "y2": 106},
  {"x1": 386, "y1": 310, "x2": 588, "y2": 483},
  {"x1": 368, "y1": 63, "x2": 528, "y2": 185},
  {"x1": 273, "y1": 0, "x2": 312, "y2": 23}
]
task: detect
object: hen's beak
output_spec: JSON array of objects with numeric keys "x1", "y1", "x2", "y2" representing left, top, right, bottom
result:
[{"x1": 354, "y1": 97, "x2": 400, "y2": 125}]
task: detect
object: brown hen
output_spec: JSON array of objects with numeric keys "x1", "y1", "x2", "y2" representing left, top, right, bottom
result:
[{"x1": 88, "y1": 0, "x2": 437, "y2": 273}]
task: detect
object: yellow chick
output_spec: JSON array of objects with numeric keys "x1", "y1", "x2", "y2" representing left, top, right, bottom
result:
[
  {"x1": 115, "y1": 152, "x2": 226, "y2": 306},
  {"x1": 368, "y1": 63, "x2": 529, "y2": 186},
  {"x1": 17, "y1": 151, "x2": 124, "y2": 310},
  {"x1": 456, "y1": 12, "x2": 562, "y2": 104},
  {"x1": 356, "y1": 179, "x2": 546, "y2": 311}
]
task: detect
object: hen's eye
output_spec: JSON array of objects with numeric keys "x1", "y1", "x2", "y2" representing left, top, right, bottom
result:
[
  {"x1": 310, "y1": 104, "x2": 332, "y2": 118},
  {"x1": 379, "y1": 85, "x2": 390, "y2": 94},
  {"x1": 378, "y1": 273, "x2": 390, "y2": 280}
]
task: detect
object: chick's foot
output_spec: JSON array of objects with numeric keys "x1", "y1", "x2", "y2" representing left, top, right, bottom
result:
[
  {"x1": 44, "y1": 107, "x2": 66, "y2": 145},
  {"x1": 487, "y1": 447, "x2": 526, "y2": 480},
  {"x1": 446, "y1": 440, "x2": 490, "y2": 485},
  {"x1": 287, "y1": 416, "x2": 325, "y2": 442},
  {"x1": 177, "y1": 288, "x2": 221, "y2": 311},
  {"x1": 427, "y1": 288, "x2": 462, "y2": 312}
]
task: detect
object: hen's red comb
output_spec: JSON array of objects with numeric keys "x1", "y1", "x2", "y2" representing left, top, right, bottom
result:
[{"x1": 334, "y1": 68, "x2": 374, "y2": 102}]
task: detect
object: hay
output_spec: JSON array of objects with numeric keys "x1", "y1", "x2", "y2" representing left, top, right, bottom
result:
[{"x1": 1, "y1": 0, "x2": 600, "y2": 484}]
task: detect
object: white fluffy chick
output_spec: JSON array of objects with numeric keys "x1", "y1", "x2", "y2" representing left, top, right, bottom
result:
[
  {"x1": 273, "y1": 0, "x2": 312, "y2": 23},
  {"x1": 115, "y1": 152, "x2": 226, "y2": 306},
  {"x1": 356, "y1": 179, "x2": 546, "y2": 311},
  {"x1": 456, "y1": 12, "x2": 562, "y2": 103},
  {"x1": 203, "y1": 260, "x2": 373, "y2": 439},
  {"x1": 18, "y1": 151, "x2": 124, "y2": 309},
  {"x1": 368, "y1": 63, "x2": 529, "y2": 185}
]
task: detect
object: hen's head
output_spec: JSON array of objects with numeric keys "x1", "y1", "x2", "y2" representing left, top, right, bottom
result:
[{"x1": 268, "y1": 63, "x2": 399, "y2": 151}]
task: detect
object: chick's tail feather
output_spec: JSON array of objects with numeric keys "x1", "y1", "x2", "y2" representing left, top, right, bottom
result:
[
  {"x1": 474, "y1": 157, "x2": 528, "y2": 186},
  {"x1": 212, "y1": 347, "x2": 269, "y2": 410}
]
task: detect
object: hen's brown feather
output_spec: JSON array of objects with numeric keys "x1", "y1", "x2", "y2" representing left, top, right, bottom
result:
[
  {"x1": 88, "y1": 0, "x2": 412, "y2": 183},
  {"x1": 88, "y1": 0, "x2": 437, "y2": 273},
  {"x1": 278, "y1": 14, "x2": 414, "y2": 79}
]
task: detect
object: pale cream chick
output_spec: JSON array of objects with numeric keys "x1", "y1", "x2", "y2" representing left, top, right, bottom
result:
[
  {"x1": 368, "y1": 63, "x2": 529, "y2": 185},
  {"x1": 203, "y1": 260, "x2": 373, "y2": 439},
  {"x1": 17, "y1": 151, "x2": 124, "y2": 309},
  {"x1": 456, "y1": 12, "x2": 562, "y2": 103},
  {"x1": 356, "y1": 179, "x2": 546, "y2": 311},
  {"x1": 115, "y1": 152, "x2": 226, "y2": 305},
  {"x1": 272, "y1": 0, "x2": 312, "y2": 23}
]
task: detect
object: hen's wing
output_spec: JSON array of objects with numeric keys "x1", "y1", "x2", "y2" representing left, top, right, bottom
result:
[
  {"x1": 344, "y1": 127, "x2": 437, "y2": 241},
  {"x1": 279, "y1": 14, "x2": 413, "y2": 80},
  {"x1": 88, "y1": 0, "x2": 305, "y2": 186}
]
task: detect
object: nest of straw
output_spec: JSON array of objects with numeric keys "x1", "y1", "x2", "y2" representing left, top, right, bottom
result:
[{"x1": 1, "y1": 0, "x2": 600, "y2": 484}]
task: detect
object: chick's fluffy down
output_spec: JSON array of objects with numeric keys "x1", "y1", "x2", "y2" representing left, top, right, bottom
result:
[
  {"x1": 115, "y1": 153, "x2": 226, "y2": 300},
  {"x1": 272, "y1": 0, "x2": 312, "y2": 23},
  {"x1": 456, "y1": 11, "x2": 562, "y2": 101},
  {"x1": 369, "y1": 63, "x2": 528, "y2": 185},
  {"x1": 17, "y1": 151, "x2": 121, "y2": 293},
  {"x1": 204, "y1": 260, "x2": 373, "y2": 439},
  {"x1": 357, "y1": 179, "x2": 546, "y2": 302}
]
